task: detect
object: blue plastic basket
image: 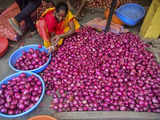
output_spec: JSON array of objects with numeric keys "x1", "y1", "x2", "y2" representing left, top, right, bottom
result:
[
  {"x1": 9, "y1": 44, "x2": 51, "y2": 73},
  {"x1": 0, "y1": 71, "x2": 45, "y2": 118},
  {"x1": 116, "y1": 3, "x2": 145, "y2": 26}
]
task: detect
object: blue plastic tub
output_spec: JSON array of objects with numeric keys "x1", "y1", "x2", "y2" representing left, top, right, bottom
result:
[
  {"x1": 0, "y1": 71, "x2": 45, "y2": 118},
  {"x1": 9, "y1": 44, "x2": 51, "y2": 73},
  {"x1": 116, "y1": 3, "x2": 145, "y2": 26}
]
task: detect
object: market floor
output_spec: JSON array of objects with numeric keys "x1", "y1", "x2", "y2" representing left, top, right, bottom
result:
[{"x1": 1, "y1": 0, "x2": 160, "y2": 120}]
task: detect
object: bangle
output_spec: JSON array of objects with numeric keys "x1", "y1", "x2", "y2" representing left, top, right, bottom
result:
[
  {"x1": 59, "y1": 35, "x2": 63, "y2": 39},
  {"x1": 51, "y1": 46, "x2": 54, "y2": 49}
]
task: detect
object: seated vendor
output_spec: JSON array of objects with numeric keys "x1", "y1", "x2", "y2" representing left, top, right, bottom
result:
[{"x1": 36, "y1": 2, "x2": 80, "y2": 52}]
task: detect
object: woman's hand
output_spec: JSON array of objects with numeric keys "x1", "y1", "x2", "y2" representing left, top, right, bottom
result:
[
  {"x1": 48, "y1": 35, "x2": 61, "y2": 54},
  {"x1": 51, "y1": 35, "x2": 61, "y2": 47},
  {"x1": 51, "y1": 35, "x2": 61, "y2": 43},
  {"x1": 48, "y1": 46, "x2": 55, "y2": 54}
]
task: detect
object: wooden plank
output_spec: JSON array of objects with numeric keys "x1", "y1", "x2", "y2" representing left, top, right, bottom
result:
[{"x1": 54, "y1": 111, "x2": 160, "y2": 120}]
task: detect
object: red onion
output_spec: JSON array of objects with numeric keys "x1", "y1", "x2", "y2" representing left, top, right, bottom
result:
[
  {"x1": 8, "y1": 110, "x2": 14, "y2": 115},
  {"x1": 0, "y1": 73, "x2": 42, "y2": 115},
  {"x1": 14, "y1": 48, "x2": 48, "y2": 70},
  {"x1": 41, "y1": 27, "x2": 160, "y2": 112},
  {"x1": 0, "y1": 108, "x2": 7, "y2": 114}
]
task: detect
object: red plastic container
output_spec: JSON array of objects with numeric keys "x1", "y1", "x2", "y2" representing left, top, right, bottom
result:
[
  {"x1": 0, "y1": 36, "x2": 8, "y2": 57},
  {"x1": 28, "y1": 115, "x2": 57, "y2": 120}
]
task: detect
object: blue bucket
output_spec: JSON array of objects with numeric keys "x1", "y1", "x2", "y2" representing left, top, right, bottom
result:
[
  {"x1": 116, "y1": 3, "x2": 145, "y2": 26},
  {"x1": 9, "y1": 44, "x2": 51, "y2": 73},
  {"x1": 0, "y1": 71, "x2": 45, "y2": 118}
]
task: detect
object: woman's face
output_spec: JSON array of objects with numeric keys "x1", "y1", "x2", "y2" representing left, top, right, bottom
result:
[{"x1": 55, "y1": 9, "x2": 66, "y2": 22}]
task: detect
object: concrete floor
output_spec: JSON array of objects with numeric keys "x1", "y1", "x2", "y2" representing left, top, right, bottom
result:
[{"x1": 0, "y1": 0, "x2": 160, "y2": 120}]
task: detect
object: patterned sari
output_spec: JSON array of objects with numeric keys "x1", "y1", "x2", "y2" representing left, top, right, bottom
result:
[{"x1": 36, "y1": 7, "x2": 80, "y2": 48}]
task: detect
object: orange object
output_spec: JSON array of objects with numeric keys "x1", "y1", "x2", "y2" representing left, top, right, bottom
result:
[
  {"x1": 28, "y1": 115, "x2": 57, "y2": 120},
  {"x1": 0, "y1": 36, "x2": 8, "y2": 57},
  {"x1": 104, "y1": 8, "x2": 124, "y2": 25}
]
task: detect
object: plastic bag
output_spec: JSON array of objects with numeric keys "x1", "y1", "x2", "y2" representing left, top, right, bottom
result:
[
  {"x1": 0, "y1": 3, "x2": 20, "y2": 41},
  {"x1": 84, "y1": 17, "x2": 124, "y2": 33}
]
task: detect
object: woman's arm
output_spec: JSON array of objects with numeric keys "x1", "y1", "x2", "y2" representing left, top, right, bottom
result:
[
  {"x1": 59, "y1": 20, "x2": 75, "y2": 39},
  {"x1": 75, "y1": 0, "x2": 87, "y2": 17},
  {"x1": 48, "y1": 20, "x2": 75, "y2": 53},
  {"x1": 66, "y1": 0, "x2": 74, "y2": 10},
  {"x1": 50, "y1": 20, "x2": 75, "y2": 46}
]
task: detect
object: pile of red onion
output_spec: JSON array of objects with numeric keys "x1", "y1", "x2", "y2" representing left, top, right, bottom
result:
[
  {"x1": 14, "y1": 46, "x2": 49, "y2": 70},
  {"x1": 41, "y1": 27, "x2": 160, "y2": 112},
  {"x1": 0, "y1": 73, "x2": 42, "y2": 115},
  {"x1": 86, "y1": 0, "x2": 132, "y2": 8}
]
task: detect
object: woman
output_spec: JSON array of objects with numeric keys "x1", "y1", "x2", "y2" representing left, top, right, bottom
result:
[
  {"x1": 8, "y1": 0, "x2": 42, "y2": 36},
  {"x1": 36, "y1": 2, "x2": 80, "y2": 52}
]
